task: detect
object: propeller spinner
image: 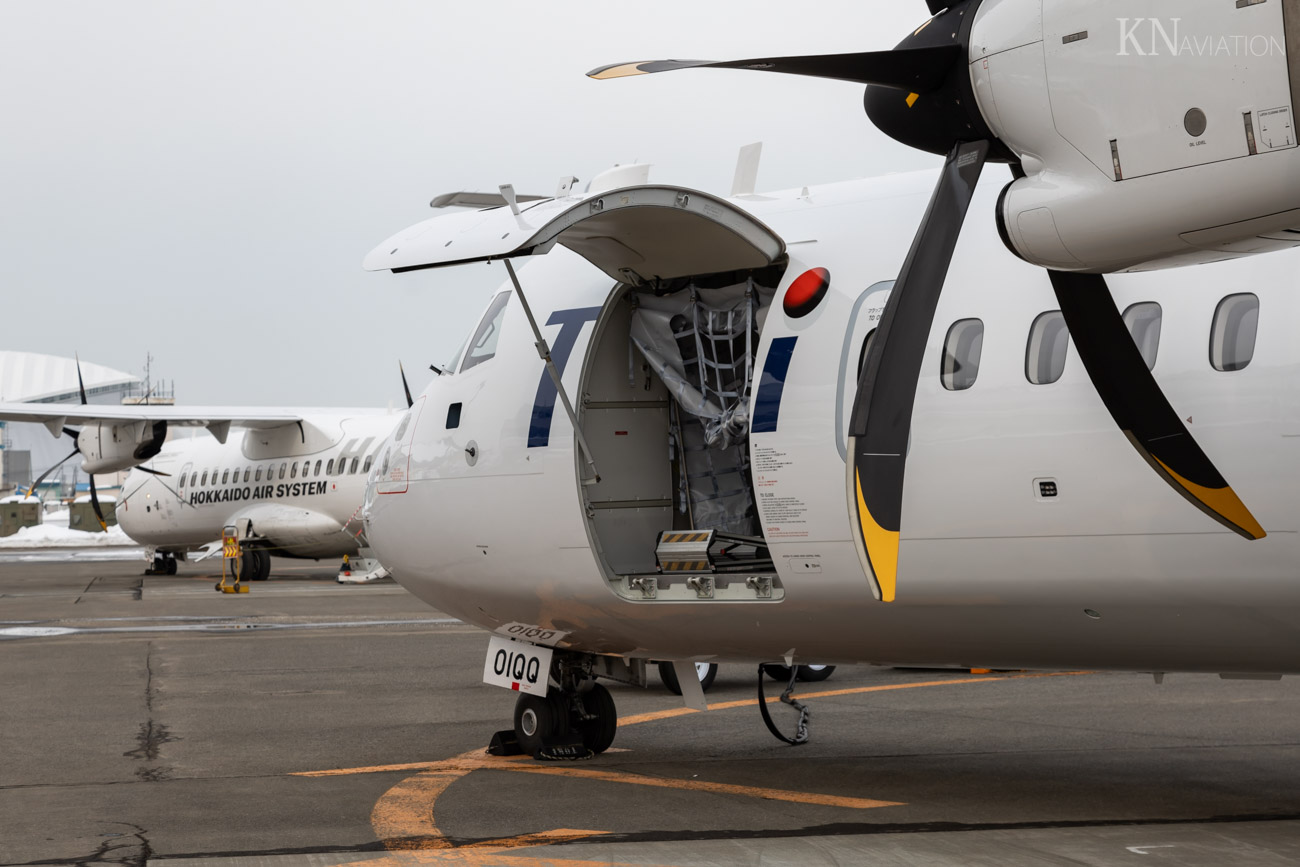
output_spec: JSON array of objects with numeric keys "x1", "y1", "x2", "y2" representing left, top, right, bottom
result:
[{"x1": 589, "y1": 0, "x2": 1266, "y2": 601}]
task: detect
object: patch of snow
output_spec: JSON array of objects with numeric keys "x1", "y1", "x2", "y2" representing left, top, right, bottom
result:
[{"x1": 0, "y1": 509, "x2": 139, "y2": 549}]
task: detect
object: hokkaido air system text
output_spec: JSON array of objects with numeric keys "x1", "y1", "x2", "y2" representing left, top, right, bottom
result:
[{"x1": 189, "y1": 481, "x2": 329, "y2": 506}]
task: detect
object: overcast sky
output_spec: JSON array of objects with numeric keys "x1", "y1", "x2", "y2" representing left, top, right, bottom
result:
[{"x1": 0, "y1": 1, "x2": 938, "y2": 407}]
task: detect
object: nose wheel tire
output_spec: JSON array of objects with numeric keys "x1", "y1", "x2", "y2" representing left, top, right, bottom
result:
[
  {"x1": 574, "y1": 682, "x2": 617, "y2": 754},
  {"x1": 513, "y1": 692, "x2": 568, "y2": 757},
  {"x1": 658, "y1": 661, "x2": 718, "y2": 695}
]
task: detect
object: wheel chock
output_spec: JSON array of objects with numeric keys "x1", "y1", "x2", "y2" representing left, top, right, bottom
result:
[{"x1": 487, "y1": 729, "x2": 523, "y2": 757}]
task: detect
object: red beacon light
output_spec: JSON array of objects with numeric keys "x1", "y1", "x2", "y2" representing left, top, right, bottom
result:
[{"x1": 782, "y1": 267, "x2": 830, "y2": 319}]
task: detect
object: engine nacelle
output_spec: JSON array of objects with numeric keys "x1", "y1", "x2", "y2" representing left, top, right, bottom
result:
[
  {"x1": 970, "y1": 0, "x2": 1300, "y2": 272},
  {"x1": 77, "y1": 420, "x2": 167, "y2": 474}
]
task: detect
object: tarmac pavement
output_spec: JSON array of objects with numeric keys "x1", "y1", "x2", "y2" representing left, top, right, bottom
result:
[{"x1": 2, "y1": 558, "x2": 1299, "y2": 866}]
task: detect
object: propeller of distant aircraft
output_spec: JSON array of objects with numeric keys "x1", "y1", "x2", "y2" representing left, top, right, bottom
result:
[
  {"x1": 399, "y1": 361, "x2": 415, "y2": 409},
  {"x1": 24, "y1": 356, "x2": 170, "y2": 531},
  {"x1": 588, "y1": 0, "x2": 1265, "y2": 600}
]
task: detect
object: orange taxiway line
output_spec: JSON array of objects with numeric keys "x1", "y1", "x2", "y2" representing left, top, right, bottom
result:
[
  {"x1": 619, "y1": 670, "x2": 1092, "y2": 726},
  {"x1": 495, "y1": 762, "x2": 902, "y2": 809},
  {"x1": 302, "y1": 671, "x2": 1093, "y2": 778},
  {"x1": 339, "y1": 850, "x2": 664, "y2": 867}
]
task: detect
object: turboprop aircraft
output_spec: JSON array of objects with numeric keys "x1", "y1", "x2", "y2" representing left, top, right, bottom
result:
[
  {"x1": 116, "y1": 409, "x2": 397, "y2": 580},
  {"x1": 0, "y1": 368, "x2": 405, "y2": 581},
  {"x1": 360, "y1": 0, "x2": 1300, "y2": 758}
]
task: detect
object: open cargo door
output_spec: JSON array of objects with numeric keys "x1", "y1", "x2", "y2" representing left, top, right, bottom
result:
[{"x1": 364, "y1": 185, "x2": 786, "y2": 284}]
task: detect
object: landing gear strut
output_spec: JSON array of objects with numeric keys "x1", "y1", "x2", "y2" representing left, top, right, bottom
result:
[
  {"x1": 145, "y1": 551, "x2": 178, "y2": 575},
  {"x1": 491, "y1": 654, "x2": 622, "y2": 761}
]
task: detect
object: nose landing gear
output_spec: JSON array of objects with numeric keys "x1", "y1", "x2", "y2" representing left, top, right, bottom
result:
[
  {"x1": 490, "y1": 653, "x2": 626, "y2": 761},
  {"x1": 510, "y1": 682, "x2": 618, "y2": 760},
  {"x1": 145, "y1": 551, "x2": 178, "y2": 575}
]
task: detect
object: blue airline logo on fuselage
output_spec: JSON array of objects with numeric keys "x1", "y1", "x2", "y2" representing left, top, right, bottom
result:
[
  {"x1": 751, "y1": 336, "x2": 798, "y2": 434},
  {"x1": 528, "y1": 306, "x2": 602, "y2": 448}
]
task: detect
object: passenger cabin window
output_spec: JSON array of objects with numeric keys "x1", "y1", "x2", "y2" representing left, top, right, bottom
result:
[
  {"x1": 200, "y1": 471, "x2": 208, "y2": 485},
  {"x1": 290, "y1": 462, "x2": 298, "y2": 479},
  {"x1": 314, "y1": 460, "x2": 322, "y2": 476},
  {"x1": 221, "y1": 470, "x2": 229, "y2": 484},
  {"x1": 363, "y1": 455, "x2": 374, "y2": 473},
  {"x1": 349, "y1": 457, "x2": 359, "y2": 474},
  {"x1": 325, "y1": 459, "x2": 334, "y2": 475},
  {"x1": 1123, "y1": 302, "x2": 1162, "y2": 371},
  {"x1": 278, "y1": 463, "x2": 287, "y2": 480},
  {"x1": 255, "y1": 467, "x2": 263, "y2": 482},
  {"x1": 191, "y1": 473, "x2": 198, "y2": 487},
  {"x1": 460, "y1": 291, "x2": 510, "y2": 372},
  {"x1": 179, "y1": 473, "x2": 186, "y2": 489},
  {"x1": 1025, "y1": 311, "x2": 1069, "y2": 385},
  {"x1": 941, "y1": 319, "x2": 984, "y2": 391},
  {"x1": 242, "y1": 468, "x2": 250, "y2": 483},
  {"x1": 1210, "y1": 293, "x2": 1259, "y2": 371}
]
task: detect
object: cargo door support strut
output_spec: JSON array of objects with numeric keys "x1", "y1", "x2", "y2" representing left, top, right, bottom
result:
[{"x1": 503, "y1": 259, "x2": 601, "y2": 483}]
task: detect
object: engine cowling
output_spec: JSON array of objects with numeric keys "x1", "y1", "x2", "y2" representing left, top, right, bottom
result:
[
  {"x1": 865, "y1": 0, "x2": 1300, "y2": 273},
  {"x1": 77, "y1": 420, "x2": 167, "y2": 474},
  {"x1": 973, "y1": 0, "x2": 1300, "y2": 272}
]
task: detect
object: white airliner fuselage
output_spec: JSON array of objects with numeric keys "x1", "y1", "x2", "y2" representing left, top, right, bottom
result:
[
  {"x1": 364, "y1": 169, "x2": 1300, "y2": 675},
  {"x1": 122, "y1": 411, "x2": 397, "y2": 568}
]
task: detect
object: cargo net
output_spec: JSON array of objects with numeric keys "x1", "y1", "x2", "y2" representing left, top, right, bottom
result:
[{"x1": 630, "y1": 279, "x2": 770, "y2": 537}]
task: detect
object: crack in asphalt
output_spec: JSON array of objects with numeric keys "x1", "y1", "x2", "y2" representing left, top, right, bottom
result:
[
  {"x1": 71, "y1": 577, "x2": 98, "y2": 606},
  {"x1": 431, "y1": 810, "x2": 1300, "y2": 848},
  {"x1": 120, "y1": 643, "x2": 176, "y2": 776},
  {"x1": 5, "y1": 813, "x2": 1299, "y2": 865},
  {"x1": 6, "y1": 823, "x2": 153, "y2": 867}
]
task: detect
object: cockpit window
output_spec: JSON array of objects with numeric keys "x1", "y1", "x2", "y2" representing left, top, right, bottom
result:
[
  {"x1": 460, "y1": 291, "x2": 510, "y2": 373},
  {"x1": 445, "y1": 337, "x2": 468, "y2": 375}
]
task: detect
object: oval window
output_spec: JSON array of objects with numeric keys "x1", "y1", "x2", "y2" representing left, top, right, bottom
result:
[
  {"x1": 1209, "y1": 293, "x2": 1259, "y2": 372},
  {"x1": 1122, "y1": 302, "x2": 1162, "y2": 371},
  {"x1": 941, "y1": 319, "x2": 984, "y2": 391},
  {"x1": 1025, "y1": 311, "x2": 1069, "y2": 385}
]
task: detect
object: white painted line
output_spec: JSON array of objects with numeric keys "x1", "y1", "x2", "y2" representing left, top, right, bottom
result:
[{"x1": 0, "y1": 618, "x2": 463, "y2": 639}]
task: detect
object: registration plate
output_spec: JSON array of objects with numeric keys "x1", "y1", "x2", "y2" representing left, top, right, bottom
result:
[{"x1": 483, "y1": 635, "x2": 553, "y2": 697}]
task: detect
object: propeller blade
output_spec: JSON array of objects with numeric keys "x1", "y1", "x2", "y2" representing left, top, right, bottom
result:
[
  {"x1": 1048, "y1": 271, "x2": 1265, "y2": 540},
  {"x1": 399, "y1": 361, "x2": 414, "y2": 409},
  {"x1": 134, "y1": 466, "x2": 172, "y2": 477},
  {"x1": 88, "y1": 474, "x2": 107, "y2": 531},
  {"x1": 588, "y1": 44, "x2": 962, "y2": 92},
  {"x1": 26, "y1": 448, "x2": 79, "y2": 498},
  {"x1": 848, "y1": 140, "x2": 990, "y2": 602},
  {"x1": 74, "y1": 353, "x2": 88, "y2": 405}
]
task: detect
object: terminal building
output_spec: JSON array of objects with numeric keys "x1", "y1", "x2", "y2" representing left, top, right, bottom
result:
[{"x1": 0, "y1": 351, "x2": 174, "y2": 499}]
